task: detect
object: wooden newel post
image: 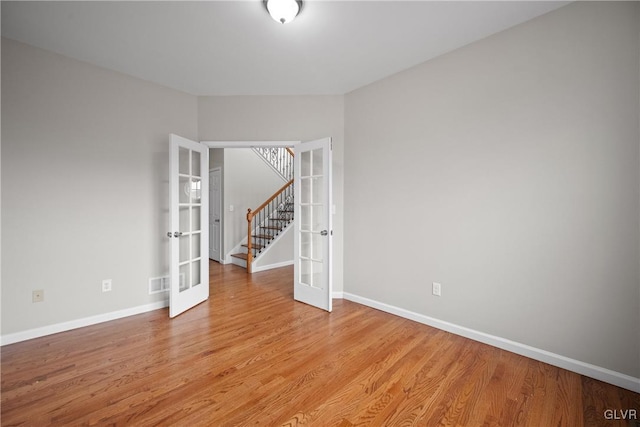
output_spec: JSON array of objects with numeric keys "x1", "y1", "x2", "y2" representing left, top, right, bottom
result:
[{"x1": 246, "y1": 208, "x2": 253, "y2": 274}]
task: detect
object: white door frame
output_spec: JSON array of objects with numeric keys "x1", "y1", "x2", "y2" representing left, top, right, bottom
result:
[
  {"x1": 201, "y1": 140, "x2": 334, "y2": 312},
  {"x1": 202, "y1": 141, "x2": 299, "y2": 266},
  {"x1": 202, "y1": 141, "x2": 299, "y2": 149}
]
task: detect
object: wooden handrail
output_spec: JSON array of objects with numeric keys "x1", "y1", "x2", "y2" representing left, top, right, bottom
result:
[
  {"x1": 286, "y1": 147, "x2": 295, "y2": 157},
  {"x1": 247, "y1": 179, "x2": 294, "y2": 222}
]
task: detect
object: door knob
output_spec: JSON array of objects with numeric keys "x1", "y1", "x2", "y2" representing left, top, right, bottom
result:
[
  {"x1": 174, "y1": 231, "x2": 183, "y2": 238},
  {"x1": 320, "y1": 230, "x2": 328, "y2": 236}
]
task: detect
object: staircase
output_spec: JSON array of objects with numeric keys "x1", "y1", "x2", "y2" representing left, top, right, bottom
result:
[{"x1": 230, "y1": 147, "x2": 294, "y2": 273}]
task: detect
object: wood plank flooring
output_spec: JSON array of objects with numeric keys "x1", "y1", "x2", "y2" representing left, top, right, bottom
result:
[{"x1": 2, "y1": 261, "x2": 639, "y2": 426}]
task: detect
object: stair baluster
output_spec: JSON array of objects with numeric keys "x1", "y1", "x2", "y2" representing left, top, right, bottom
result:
[{"x1": 253, "y1": 147, "x2": 294, "y2": 181}]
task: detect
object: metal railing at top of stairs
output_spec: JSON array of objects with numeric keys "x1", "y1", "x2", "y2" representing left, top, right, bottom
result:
[
  {"x1": 252, "y1": 147, "x2": 294, "y2": 182},
  {"x1": 245, "y1": 179, "x2": 294, "y2": 274}
]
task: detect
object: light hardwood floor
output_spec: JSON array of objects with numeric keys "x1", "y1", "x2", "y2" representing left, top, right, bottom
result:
[{"x1": 2, "y1": 262, "x2": 639, "y2": 426}]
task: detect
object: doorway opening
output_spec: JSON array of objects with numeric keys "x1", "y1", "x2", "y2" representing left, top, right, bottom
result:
[
  {"x1": 169, "y1": 135, "x2": 334, "y2": 317},
  {"x1": 205, "y1": 142, "x2": 297, "y2": 272}
]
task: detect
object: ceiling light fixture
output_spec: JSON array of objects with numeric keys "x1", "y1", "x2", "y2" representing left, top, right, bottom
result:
[{"x1": 264, "y1": 0, "x2": 302, "y2": 24}]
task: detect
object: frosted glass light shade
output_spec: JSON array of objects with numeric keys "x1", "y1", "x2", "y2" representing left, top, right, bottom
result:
[{"x1": 266, "y1": 0, "x2": 301, "y2": 24}]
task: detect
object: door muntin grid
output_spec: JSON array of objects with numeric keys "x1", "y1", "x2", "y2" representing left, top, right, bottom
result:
[
  {"x1": 298, "y1": 148, "x2": 325, "y2": 289},
  {"x1": 178, "y1": 147, "x2": 203, "y2": 293}
]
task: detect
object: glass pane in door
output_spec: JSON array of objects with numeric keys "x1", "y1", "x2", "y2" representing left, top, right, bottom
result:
[
  {"x1": 179, "y1": 263, "x2": 190, "y2": 292},
  {"x1": 192, "y1": 151, "x2": 201, "y2": 176},
  {"x1": 312, "y1": 148, "x2": 323, "y2": 175},
  {"x1": 179, "y1": 147, "x2": 190, "y2": 175},
  {"x1": 177, "y1": 146, "x2": 204, "y2": 294},
  {"x1": 179, "y1": 235, "x2": 190, "y2": 263},
  {"x1": 192, "y1": 260, "x2": 201, "y2": 288},
  {"x1": 301, "y1": 150, "x2": 311, "y2": 177}
]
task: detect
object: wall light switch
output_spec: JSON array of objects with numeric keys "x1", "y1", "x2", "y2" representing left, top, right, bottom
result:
[{"x1": 229, "y1": 205, "x2": 234, "y2": 212}]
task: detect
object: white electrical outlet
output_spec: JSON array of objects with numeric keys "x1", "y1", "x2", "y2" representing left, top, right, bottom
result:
[
  {"x1": 32, "y1": 290, "x2": 44, "y2": 303},
  {"x1": 102, "y1": 279, "x2": 112, "y2": 293},
  {"x1": 432, "y1": 282, "x2": 442, "y2": 297}
]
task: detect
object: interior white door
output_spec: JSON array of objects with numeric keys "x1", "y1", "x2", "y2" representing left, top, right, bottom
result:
[
  {"x1": 209, "y1": 168, "x2": 222, "y2": 262},
  {"x1": 294, "y1": 137, "x2": 332, "y2": 312},
  {"x1": 169, "y1": 134, "x2": 209, "y2": 318}
]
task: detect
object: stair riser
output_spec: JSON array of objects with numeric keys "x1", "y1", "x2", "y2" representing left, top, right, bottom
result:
[{"x1": 231, "y1": 257, "x2": 247, "y2": 269}]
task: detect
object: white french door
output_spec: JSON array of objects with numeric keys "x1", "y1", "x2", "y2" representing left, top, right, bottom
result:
[
  {"x1": 294, "y1": 137, "x2": 332, "y2": 312},
  {"x1": 169, "y1": 134, "x2": 209, "y2": 317}
]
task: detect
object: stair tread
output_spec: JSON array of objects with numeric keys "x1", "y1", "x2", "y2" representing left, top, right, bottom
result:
[
  {"x1": 231, "y1": 253, "x2": 248, "y2": 260},
  {"x1": 252, "y1": 233, "x2": 274, "y2": 239},
  {"x1": 242, "y1": 243, "x2": 264, "y2": 250},
  {"x1": 261, "y1": 226, "x2": 283, "y2": 230}
]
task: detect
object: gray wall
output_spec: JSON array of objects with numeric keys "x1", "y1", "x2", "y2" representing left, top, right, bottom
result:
[
  {"x1": 344, "y1": 1, "x2": 639, "y2": 377},
  {"x1": 1, "y1": 38, "x2": 198, "y2": 334},
  {"x1": 253, "y1": 227, "x2": 293, "y2": 271},
  {"x1": 198, "y1": 96, "x2": 345, "y2": 293}
]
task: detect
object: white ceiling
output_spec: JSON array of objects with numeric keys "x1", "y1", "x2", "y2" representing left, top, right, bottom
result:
[{"x1": 1, "y1": 1, "x2": 569, "y2": 96}]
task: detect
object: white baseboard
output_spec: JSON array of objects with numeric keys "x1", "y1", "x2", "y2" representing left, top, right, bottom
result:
[
  {"x1": 342, "y1": 292, "x2": 640, "y2": 393},
  {"x1": 1, "y1": 300, "x2": 169, "y2": 346},
  {"x1": 252, "y1": 260, "x2": 294, "y2": 273},
  {"x1": 5, "y1": 290, "x2": 637, "y2": 393}
]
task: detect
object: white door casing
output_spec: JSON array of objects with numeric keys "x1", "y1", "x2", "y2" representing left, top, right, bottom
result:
[
  {"x1": 169, "y1": 134, "x2": 209, "y2": 317},
  {"x1": 293, "y1": 137, "x2": 332, "y2": 312}
]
